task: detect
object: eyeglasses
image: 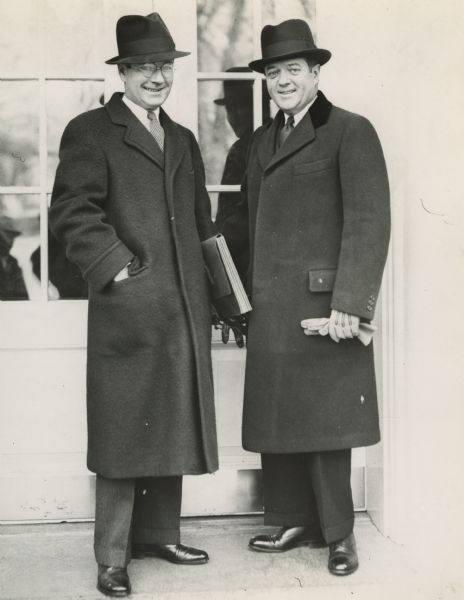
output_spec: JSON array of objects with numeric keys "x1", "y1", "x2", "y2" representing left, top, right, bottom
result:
[{"x1": 128, "y1": 63, "x2": 175, "y2": 78}]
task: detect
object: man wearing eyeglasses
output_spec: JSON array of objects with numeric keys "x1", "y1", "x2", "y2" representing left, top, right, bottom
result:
[
  {"x1": 223, "y1": 19, "x2": 390, "y2": 576},
  {"x1": 50, "y1": 13, "x2": 218, "y2": 597}
]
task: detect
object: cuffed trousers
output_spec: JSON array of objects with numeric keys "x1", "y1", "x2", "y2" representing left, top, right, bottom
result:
[
  {"x1": 94, "y1": 475, "x2": 182, "y2": 567},
  {"x1": 261, "y1": 449, "x2": 354, "y2": 544}
]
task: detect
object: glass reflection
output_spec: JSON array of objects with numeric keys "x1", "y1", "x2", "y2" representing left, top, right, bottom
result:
[
  {"x1": 0, "y1": 0, "x2": 40, "y2": 76},
  {"x1": 198, "y1": 74, "x2": 270, "y2": 186},
  {"x1": 0, "y1": 81, "x2": 40, "y2": 187},
  {"x1": 214, "y1": 68, "x2": 270, "y2": 227},
  {"x1": 42, "y1": 0, "x2": 105, "y2": 76},
  {"x1": 197, "y1": 0, "x2": 253, "y2": 72},
  {"x1": 0, "y1": 195, "x2": 40, "y2": 301},
  {"x1": 47, "y1": 81, "x2": 104, "y2": 187},
  {"x1": 262, "y1": 0, "x2": 316, "y2": 25}
]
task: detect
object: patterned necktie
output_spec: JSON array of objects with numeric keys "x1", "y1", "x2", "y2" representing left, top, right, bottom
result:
[
  {"x1": 279, "y1": 115, "x2": 295, "y2": 147},
  {"x1": 147, "y1": 110, "x2": 165, "y2": 151}
]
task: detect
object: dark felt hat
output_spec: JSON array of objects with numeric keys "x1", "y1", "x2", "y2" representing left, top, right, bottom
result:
[
  {"x1": 214, "y1": 67, "x2": 255, "y2": 107},
  {"x1": 106, "y1": 12, "x2": 190, "y2": 65},
  {"x1": 249, "y1": 19, "x2": 331, "y2": 74}
]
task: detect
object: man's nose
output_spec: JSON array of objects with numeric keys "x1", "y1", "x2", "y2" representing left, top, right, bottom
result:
[
  {"x1": 277, "y1": 70, "x2": 291, "y2": 86},
  {"x1": 149, "y1": 69, "x2": 164, "y2": 83}
]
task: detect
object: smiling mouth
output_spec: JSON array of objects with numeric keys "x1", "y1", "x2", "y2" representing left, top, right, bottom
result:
[
  {"x1": 142, "y1": 85, "x2": 164, "y2": 92},
  {"x1": 279, "y1": 90, "x2": 296, "y2": 96}
]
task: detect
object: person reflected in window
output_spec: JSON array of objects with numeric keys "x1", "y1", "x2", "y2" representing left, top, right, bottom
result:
[
  {"x1": 0, "y1": 216, "x2": 28, "y2": 300},
  {"x1": 215, "y1": 68, "x2": 270, "y2": 281}
]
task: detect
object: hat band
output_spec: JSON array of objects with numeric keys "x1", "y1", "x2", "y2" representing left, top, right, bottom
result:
[
  {"x1": 262, "y1": 39, "x2": 316, "y2": 60},
  {"x1": 119, "y1": 37, "x2": 175, "y2": 57}
]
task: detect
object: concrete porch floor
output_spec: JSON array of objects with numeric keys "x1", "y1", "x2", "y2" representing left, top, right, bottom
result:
[{"x1": 0, "y1": 514, "x2": 454, "y2": 600}]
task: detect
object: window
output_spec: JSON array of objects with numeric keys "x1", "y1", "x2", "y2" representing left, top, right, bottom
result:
[{"x1": 0, "y1": 0, "x2": 315, "y2": 301}]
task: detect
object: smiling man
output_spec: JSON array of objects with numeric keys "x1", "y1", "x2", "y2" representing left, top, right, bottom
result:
[
  {"x1": 222, "y1": 19, "x2": 390, "y2": 576},
  {"x1": 49, "y1": 13, "x2": 218, "y2": 598}
]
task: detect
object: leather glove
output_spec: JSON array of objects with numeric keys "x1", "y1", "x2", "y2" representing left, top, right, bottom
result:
[
  {"x1": 212, "y1": 311, "x2": 248, "y2": 348},
  {"x1": 321, "y1": 309, "x2": 360, "y2": 343}
]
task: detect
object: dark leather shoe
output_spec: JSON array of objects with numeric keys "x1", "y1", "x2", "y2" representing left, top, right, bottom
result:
[
  {"x1": 132, "y1": 543, "x2": 208, "y2": 565},
  {"x1": 328, "y1": 533, "x2": 359, "y2": 576},
  {"x1": 249, "y1": 526, "x2": 326, "y2": 553},
  {"x1": 97, "y1": 565, "x2": 131, "y2": 597}
]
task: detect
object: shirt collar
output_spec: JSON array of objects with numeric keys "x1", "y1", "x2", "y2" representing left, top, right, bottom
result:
[
  {"x1": 122, "y1": 94, "x2": 160, "y2": 129},
  {"x1": 284, "y1": 93, "x2": 318, "y2": 127}
]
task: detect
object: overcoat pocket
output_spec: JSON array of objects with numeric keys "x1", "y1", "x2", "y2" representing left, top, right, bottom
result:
[{"x1": 294, "y1": 158, "x2": 332, "y2": 175}]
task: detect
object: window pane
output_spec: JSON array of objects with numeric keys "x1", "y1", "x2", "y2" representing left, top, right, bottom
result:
[
  {"x1": 0, "y1": 195, "x2": 40, "y2": 301},
  {"x1": 197, "y1": 0, "x2": 254, "y2": 71},
  {"x1": 47, "y1": 80, "x2": 104, "y2": 187},
  {"x1": 0, "y1": 0, "x2": 40, "y2": 75},
  {"x1": 199, "y1": 79, "x2": 270, "y2": 186},
  {"x1": 0, "y1": 81, "x2": 40, "y2": 187},
  {"x1": 262, "y1": 0, "x2": 316, "y2": 25},
  {"x1": 42, "y1": 0, "x2": 105, "y2": 76}
]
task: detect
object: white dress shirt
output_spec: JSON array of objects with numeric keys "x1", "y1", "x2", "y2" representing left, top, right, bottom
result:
[
  {"x1": 122, "y1": 94, "x2": 160, "y2": 131},
  {"x1": 283, "y1": 93, "x2": 318, "y2": 127}
]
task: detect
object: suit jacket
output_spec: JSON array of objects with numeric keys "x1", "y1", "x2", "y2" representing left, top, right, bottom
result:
[
  {"x1": 223, "y1": 91, "x2": 391, "y2": 453},
  {"x1": 50, "y1": 93, "x2": 218, "y2": 478}
]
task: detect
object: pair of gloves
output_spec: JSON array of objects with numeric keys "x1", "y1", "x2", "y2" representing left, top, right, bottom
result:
[
  {"x1": 216, "y1": 309, "x2": 375, "y2": 347},
  {"x1": 213, "y1": 313, "x2": 248, "y2": 348},
  {"x1": 301, "y1": 309, "x2": 376, "y2": 346}
]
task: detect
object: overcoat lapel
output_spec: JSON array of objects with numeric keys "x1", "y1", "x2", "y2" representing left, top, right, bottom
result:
[
  {"x1": 257, "y1": 91, "x2": 333, "y2": 172},
  {"x1": 257, "y1": 113, "x2": 282, "y2": 171},
  {"x1": 265, "y1": 110, "x2": 315, "y2": 172},
  {"x1": 105, "y1": 93, "x2": 165, "y2": 170},
  {"x1": 161, "y1": 108, "x2": 187, "y2": 185}
]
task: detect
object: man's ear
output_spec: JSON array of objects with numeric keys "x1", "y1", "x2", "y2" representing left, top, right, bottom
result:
[{"x1": 118, "y1": 65, "x2": 127, "y2": 83}]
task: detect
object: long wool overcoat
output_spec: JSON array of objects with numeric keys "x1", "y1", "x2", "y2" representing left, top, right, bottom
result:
[
  {"x1": 50, "y1": 93, "x2": 218, "y2": 478},
  {"x1": 224, "y1": 91, "x2": 390, "y2": 453}
]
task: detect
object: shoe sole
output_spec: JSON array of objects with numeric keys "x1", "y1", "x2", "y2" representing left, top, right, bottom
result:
[
  {"x1": 132, "y1": 551, "x2": 208, "y2": 565},
  {"x1": 249, "y1": 539, "x2": 327, "y2": 553},
  {"x1": 328, "y1": 564, "x2": 359, "y2": 576},
  {"x1": 97, "y1": 583, "x2": 131, "y2": 597}
]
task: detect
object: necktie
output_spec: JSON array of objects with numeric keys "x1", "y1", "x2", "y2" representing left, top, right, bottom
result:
[
  {"x1": 279, "y1": 115, "x2": 295, "y2": 147},
  {"x1": 147, "y1": 110, "x2": 165, "y2": 151}
]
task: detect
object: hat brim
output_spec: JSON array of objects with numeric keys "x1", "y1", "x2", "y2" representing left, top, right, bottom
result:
[
  {"x1": 249, "y1": 48, "x2": 331, "y2": 74},
  {"x1": 106, "y1": 49, "x2": 190, "y2": 65}
]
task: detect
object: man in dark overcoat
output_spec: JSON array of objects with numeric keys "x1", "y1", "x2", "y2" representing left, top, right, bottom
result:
[
  {"x1": 223, "y1": 19, "x2": 390, "y2": 576},
  {"x1": 49, "y1": 13, "x2": 218, "y2": 597}
]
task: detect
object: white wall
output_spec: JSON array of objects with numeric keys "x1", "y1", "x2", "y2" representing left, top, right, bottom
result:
[{"x1": 317, "y1": 0, "x2": 464, "y2": 586}]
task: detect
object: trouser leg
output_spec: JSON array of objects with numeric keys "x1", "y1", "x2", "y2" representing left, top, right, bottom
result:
[
  {"x1": 261, "y1": 453, "x2": 321, "y2": 531},
  {"x1": 307, "y1": 449, "x2": 354, "y2": 544},
  {"x1": 94, "y1": 475, "x2": 135, "y2": 567},
  {"x1": 132, "y1": 476, "x2": 183, "y2": 545}
]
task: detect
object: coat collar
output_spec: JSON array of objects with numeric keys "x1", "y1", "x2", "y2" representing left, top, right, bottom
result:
[
  {"x1": 258, "y1": 90, "x2": 332, "y2": 172},
  {"x1": 105, "y1": 93, "x2": 187, "y2": 174}
]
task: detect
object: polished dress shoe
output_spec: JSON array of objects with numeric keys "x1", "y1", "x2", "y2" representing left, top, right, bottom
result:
[
  {"x1": 328, "y1": 532, "x2": 359, "y2": 576},
  {"x1": 132, "y1": 542, "x2": 208, "y2": 565},
  {"x1": 249, "y1": 526, "x2": 326, "y2": 553},
  {"x1": 97, "y1": 565, "x2": 131, "y2": 597}
]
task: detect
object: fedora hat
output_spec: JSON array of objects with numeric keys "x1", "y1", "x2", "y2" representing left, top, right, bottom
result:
[
  {"x1": 214, "y1": 67, "x2": 255, "y2": 107},
  {"x1": 106, "y1": 13, "x2": 190, "y2": 65},
  {"x1": 249, "y1": 19, "x2": 331, "y2": 73}
]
